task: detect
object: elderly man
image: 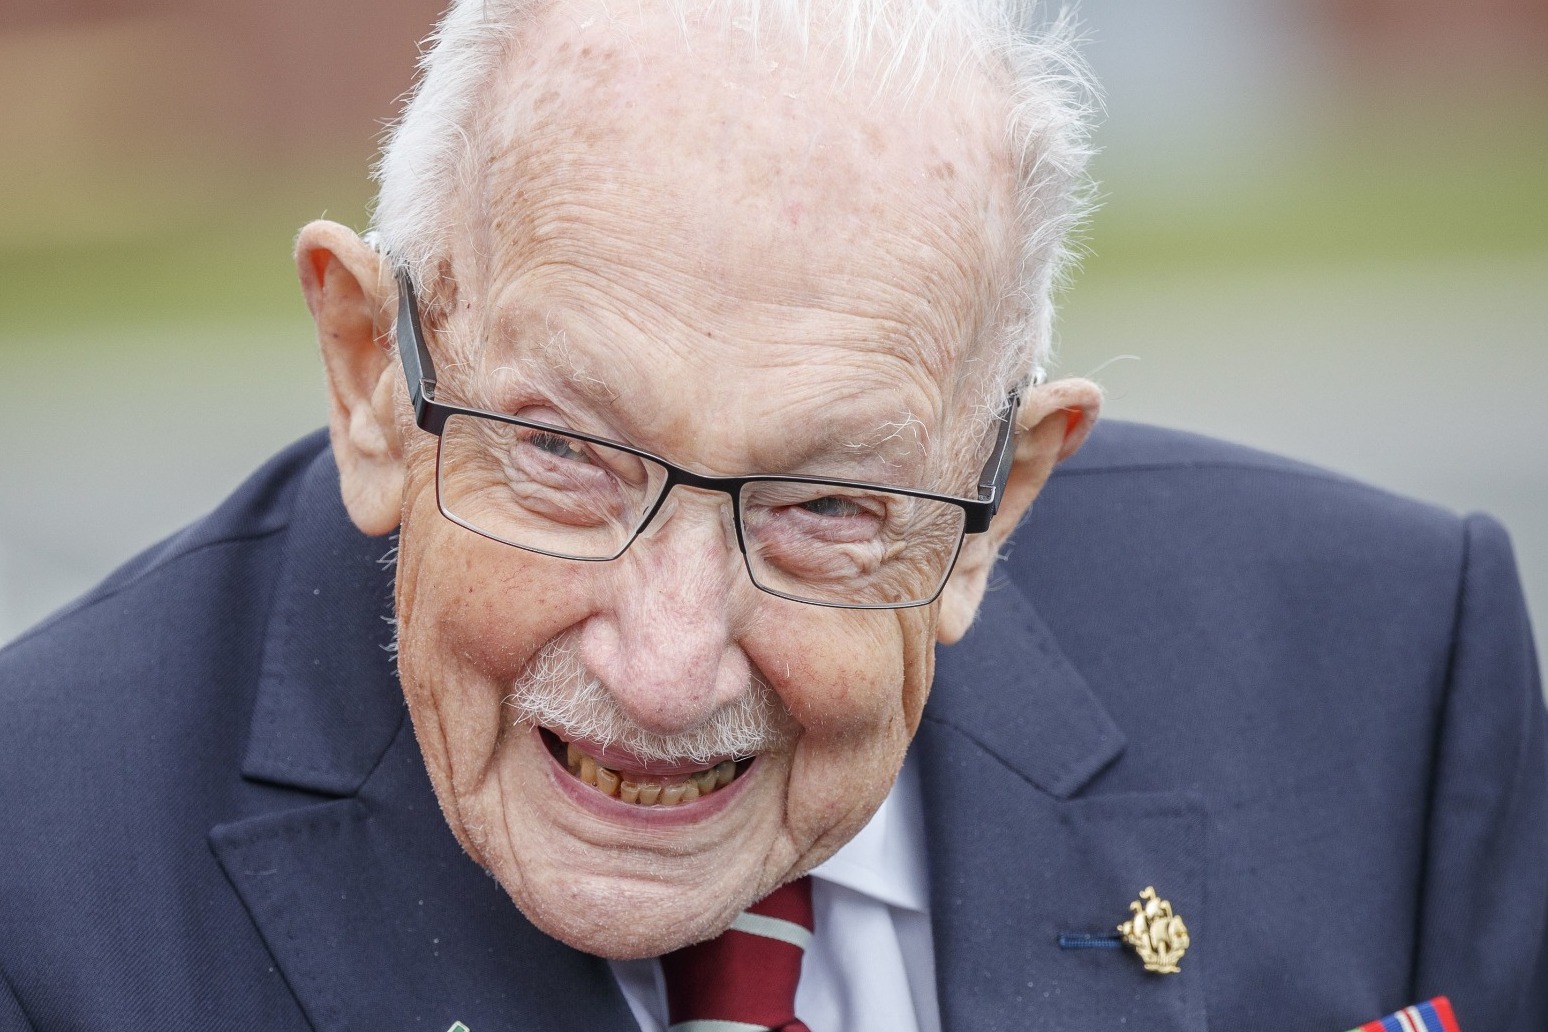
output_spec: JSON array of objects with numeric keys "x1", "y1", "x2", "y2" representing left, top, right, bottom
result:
[{"x1": 1, "y1": 0, "x2": 1545, "y2": 1030}]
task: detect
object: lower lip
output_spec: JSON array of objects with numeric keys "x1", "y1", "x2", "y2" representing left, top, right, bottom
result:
[{"x1": 535, "y1": 726, "x2": 756, "y2": 826}]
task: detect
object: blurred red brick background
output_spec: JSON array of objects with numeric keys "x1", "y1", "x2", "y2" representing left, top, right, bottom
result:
[
  {"x1": 2, "y1": 0, "x2": 1542, "y2": 174},
  {"x1": 1, "y1": 0, "x2": 441, "y2": 173},
  {"x1": 1319, "y1": 0, "x2": 1548, "y2": 82}
]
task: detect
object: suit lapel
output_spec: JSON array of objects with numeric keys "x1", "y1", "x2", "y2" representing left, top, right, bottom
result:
[
  {"x1": 210, "y1": 451, "x2": 638, "y2": 1032},
  {"x1": 921, "y1": 585, "x2": 1209, "y2": 1032},
  {"x1": 211, "y1": 722, "x2": 635, "y2": 1032}
]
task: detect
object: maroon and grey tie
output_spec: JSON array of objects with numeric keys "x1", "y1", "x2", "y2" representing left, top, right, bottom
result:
[{"x1": 660, "y1": 876, "x2": 815, "y2": 1032}]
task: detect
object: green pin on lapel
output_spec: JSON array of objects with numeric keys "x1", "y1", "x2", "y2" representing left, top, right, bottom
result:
[{"x1": 446, "y1": 1023, "x2": 470, "y2": 1032}]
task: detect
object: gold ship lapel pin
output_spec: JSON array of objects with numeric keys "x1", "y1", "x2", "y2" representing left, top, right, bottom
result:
[{"x1": 1118, "y1": 886, "x2": 1190, "y2": 974}]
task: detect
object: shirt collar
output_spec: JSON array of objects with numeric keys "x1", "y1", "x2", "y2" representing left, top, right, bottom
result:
[{"x1": 808, "y1": 750, "x2": 930, "y2": 913}]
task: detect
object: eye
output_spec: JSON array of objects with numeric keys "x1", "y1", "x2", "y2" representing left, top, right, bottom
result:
[
  {"x1": 524, "y1": 430, "x2": 593, "y2": 464},
  {"x1": 799, "y1": 495, "x2": 866, "y2": 518}
]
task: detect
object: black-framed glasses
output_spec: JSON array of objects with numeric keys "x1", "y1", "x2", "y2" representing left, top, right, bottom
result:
[{"x1": 392, "y1": 266, "x2": 1023, "y2": 609}]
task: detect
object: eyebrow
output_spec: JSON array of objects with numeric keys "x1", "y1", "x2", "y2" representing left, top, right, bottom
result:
[
  {"x1": 477, "y1": 308, "x2": 947, "y2": 483},
  {"x1": 500, "y1": 369, "x2": 941, "y2": 485}
]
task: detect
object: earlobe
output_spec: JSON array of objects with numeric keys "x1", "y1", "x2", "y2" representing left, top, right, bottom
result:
[
  {"x1": 296, "y1": 220, "x2": 404, "y2": 536},
  {"x1": 935, "y1": 377, "x2": 1103, "y2": 644}
]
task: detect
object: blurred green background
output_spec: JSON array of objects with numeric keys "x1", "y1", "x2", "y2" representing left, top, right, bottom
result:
[{"x1": 1, "y1": 0, "x2": 1545, "y2": 689}]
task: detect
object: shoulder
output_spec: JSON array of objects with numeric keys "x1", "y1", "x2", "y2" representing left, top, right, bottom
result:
[
  {"x1": 0, "y1": 426, "x2": 330, "y2": 761},
  {"x1": 6, "y1": 429, "x2": 330, "y2": 654},
  {"x1": 1030, "y1": 419, "x2": 1471, "y2": 589},
  {"x1": 0, "y1": 430, "x2": 330, "y2": 719},
  {"x1": 1003, "y1": 420, "x2": 1529, "y2": 837},
  {"x1": 1005, "y1": 420, "x2": 1502, "y2": 807},
  {"x1": 0, "y1": 430, "x2": 331, "y2": 893},
  {"x1": 1050, "y1": 418, "x2": 1458, "y2": 526}
]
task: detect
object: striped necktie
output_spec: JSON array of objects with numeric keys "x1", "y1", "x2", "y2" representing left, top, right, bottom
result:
[{"x1": 661, "y1": 876, "x2": 814, "y2": 1032}]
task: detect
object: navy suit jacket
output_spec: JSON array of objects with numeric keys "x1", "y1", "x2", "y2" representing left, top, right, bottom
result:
[{"x1": 2, "y1": 423, "x2": 1544, "y2": 1031}]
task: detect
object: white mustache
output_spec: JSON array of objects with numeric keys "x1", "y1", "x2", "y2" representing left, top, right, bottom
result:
[{"x1": 504, "y1": 638, "x2": 790, "y2": 764}]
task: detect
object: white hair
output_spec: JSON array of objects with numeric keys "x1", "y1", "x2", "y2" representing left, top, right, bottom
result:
[{"x1": 371, "y1": 0, "x2": 1098, "y2": 390}]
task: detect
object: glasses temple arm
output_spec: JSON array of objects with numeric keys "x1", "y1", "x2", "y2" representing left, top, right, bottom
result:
[
  {"x1": 976, "y1": 386, "x2": 1023, "y2": 517},
  {"x1": 394, "y1": 266, "x2": 439, "y2": 416}
]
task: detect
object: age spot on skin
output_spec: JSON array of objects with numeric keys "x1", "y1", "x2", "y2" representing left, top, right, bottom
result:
[{"x1": 862, "y1": 122, "x2": 887, "y2": 156}]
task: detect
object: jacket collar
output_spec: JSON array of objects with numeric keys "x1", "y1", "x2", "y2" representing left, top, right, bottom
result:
[
  {"x1": 919, "y1": 584, "x2": 1208, "y2": 1032},
  {"x1": 240, "y1": 450, "x2": 404, "y2": 795},
  {"x1": 928, "y1": 580, "x2": 1127, "y2": 797}
]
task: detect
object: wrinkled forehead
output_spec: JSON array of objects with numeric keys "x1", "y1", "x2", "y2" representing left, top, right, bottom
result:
[{"x1": 427, "y1": 0, "x2": 1020, "y2": 473}]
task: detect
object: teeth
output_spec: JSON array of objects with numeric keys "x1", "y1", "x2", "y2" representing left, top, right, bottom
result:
[{"x1": 556, "y1": 738, "x2": 746, "y2": 806}]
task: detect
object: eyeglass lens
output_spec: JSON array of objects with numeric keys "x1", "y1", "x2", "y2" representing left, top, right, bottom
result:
[{"x1": 434, "y1": 413, "x2": 966, "y2": 607}]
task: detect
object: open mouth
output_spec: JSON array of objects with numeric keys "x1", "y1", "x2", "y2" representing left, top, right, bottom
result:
[{"x1": 539, "y1": 727, "x2": 753, "y2": 806}]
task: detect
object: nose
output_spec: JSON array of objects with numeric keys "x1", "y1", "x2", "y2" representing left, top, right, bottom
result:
[{"x1": 577, "y1": 488, "x2": 755, "y2": 736}]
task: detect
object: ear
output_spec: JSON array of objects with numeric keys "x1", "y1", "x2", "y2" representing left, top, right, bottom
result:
[
  {"x1": 296, "y1": 220, "x2": 403, "y2": 536},
  {"x1": 935, "y1": 377, "x2": 1102, "y2": 644}
]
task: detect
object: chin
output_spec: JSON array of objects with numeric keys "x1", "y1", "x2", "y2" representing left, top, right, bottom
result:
[
  {"x1": 504, "y1": 867, "x2": 761, "y2": 959},
  {"x1": 451, "y1": 734, "x2": 788, "y2": 959}
]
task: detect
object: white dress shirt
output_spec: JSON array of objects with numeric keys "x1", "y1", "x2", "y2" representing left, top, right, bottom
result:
[{"x1": 610, "y1": 753, "x2": 940, "y2": 1032}]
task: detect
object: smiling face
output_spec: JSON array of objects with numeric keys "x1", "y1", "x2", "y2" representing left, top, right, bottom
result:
[{"x1": 298, "y1": 0, "x2": 1096, "y2": 961}]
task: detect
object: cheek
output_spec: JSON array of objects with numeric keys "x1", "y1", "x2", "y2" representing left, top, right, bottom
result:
[
  {"x1": 401, "y1": 494, "x2": 596, "y2": 669},
  {"x1": 749, "y1": 610, "x2": 920, "y2": 844},
  {"x1": 755, "y1": 606, "x2": 936, "y2": 745},
  {"x1": 393, "y1": 504, "x2": 599, "y2": 793},
  {"x1": 767, "y1": 614, "x2": 907, "y2": 734}
]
